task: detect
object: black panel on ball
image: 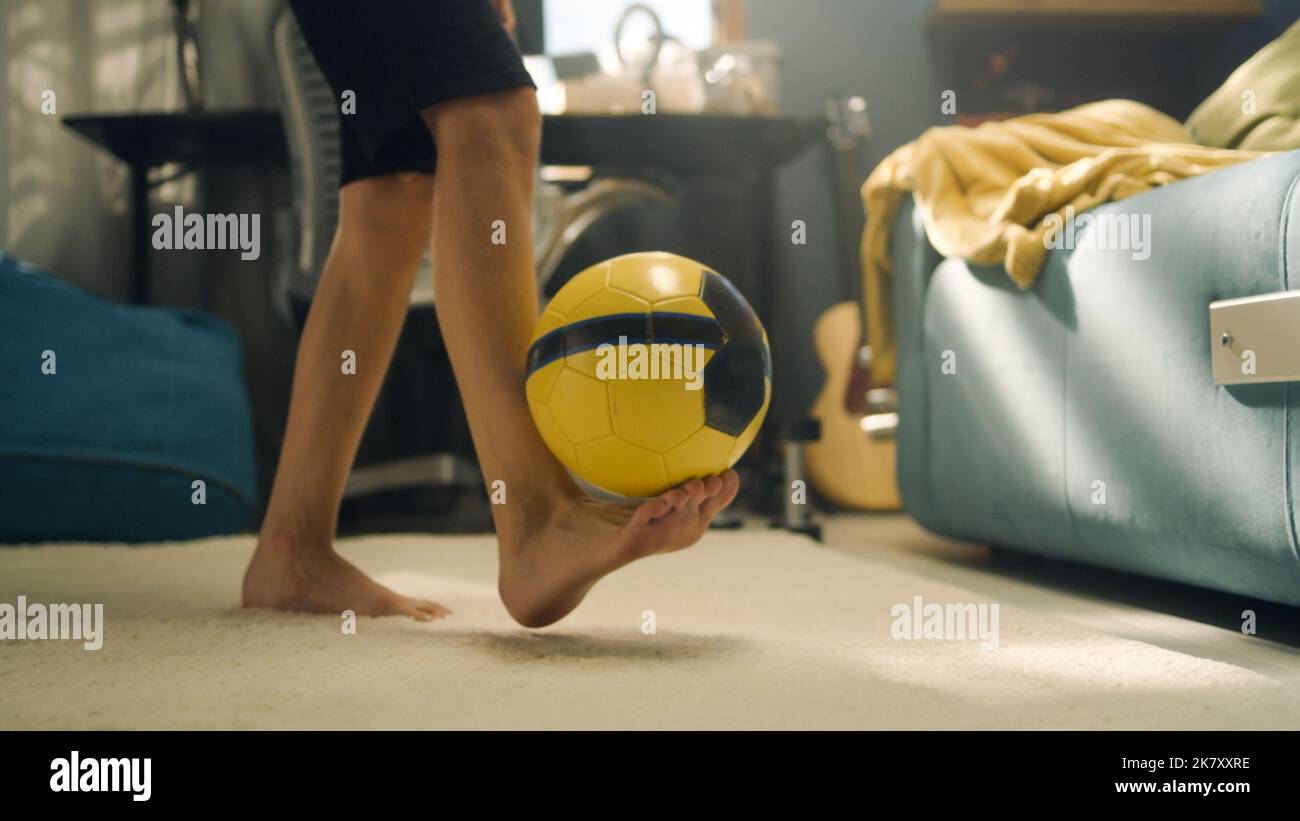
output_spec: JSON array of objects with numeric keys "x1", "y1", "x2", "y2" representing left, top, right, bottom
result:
[
  {"x1": 698, "y1": 270, "x2": 770, "y2": 437},
  {"x1": 525, "y1": 312, "x2": 725, "y2": 377}
]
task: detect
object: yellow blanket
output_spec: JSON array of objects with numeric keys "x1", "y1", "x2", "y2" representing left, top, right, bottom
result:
[{"x1": 861, "y1": 99, "x2": 1267, "y2": 386}]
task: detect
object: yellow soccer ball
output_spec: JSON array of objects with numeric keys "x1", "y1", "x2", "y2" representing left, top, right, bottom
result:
[{"x1": 525, "y1": 252, "x2": 771, "y2": 498}]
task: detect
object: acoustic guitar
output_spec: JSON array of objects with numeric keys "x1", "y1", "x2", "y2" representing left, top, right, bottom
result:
[{"x1": 805, "y1": 96, "x2": 902, "y2": 511}]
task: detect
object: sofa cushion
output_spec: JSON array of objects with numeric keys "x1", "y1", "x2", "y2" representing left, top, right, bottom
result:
[{"x1": 1187, "y1": 19, "x2": 1300, "y2": 151}]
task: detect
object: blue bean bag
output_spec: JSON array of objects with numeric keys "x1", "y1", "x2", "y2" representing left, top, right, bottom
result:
[{"x1": 0, "y1": 253, "x2": 257, "y2": 542}]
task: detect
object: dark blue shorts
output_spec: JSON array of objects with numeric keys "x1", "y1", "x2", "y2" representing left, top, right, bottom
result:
[{"x1": 286, "y1": 0, "x2": 536, "y2": 187}]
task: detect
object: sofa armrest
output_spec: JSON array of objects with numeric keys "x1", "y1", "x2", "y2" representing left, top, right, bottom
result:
[{"x1": 890, "y1": 149, "x2": 1300, "y2": 603}]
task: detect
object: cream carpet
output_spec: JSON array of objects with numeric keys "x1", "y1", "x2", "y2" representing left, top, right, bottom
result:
[{"x1": 3, "y1": 526, "x2": 1300, "y2": 730}]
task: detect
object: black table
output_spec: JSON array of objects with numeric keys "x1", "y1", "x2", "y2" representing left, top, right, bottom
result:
[
  {"x1": 64, "y1": 111, "x2": 286, "y2": 305},
  {"x1": 541, "y1": 113, "x2": 819, "y2": 173},
  {"x1": 63, "y1": 109, "x2": 820, "y2": 326}
]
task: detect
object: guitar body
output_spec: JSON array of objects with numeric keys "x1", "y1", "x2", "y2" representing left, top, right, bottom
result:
[{"x1": 806, "y1": 301, "x2": 901, "y2": 510}]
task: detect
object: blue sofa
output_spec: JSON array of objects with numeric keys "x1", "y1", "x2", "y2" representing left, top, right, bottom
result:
[{"x1": 891, "y1": 149, "x2": 1300, "y2": 604}]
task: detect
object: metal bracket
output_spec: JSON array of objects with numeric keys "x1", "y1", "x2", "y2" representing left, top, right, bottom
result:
[
  {"x1": 1210, "y1": 290, "x2": 1300, "y2": 385},
  {"x1": 859, "y1": 387, "x2": 899, "y2": 440}
]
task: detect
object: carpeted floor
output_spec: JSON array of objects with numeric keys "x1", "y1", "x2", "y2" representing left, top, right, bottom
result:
[{"x1": 3, "y1": 523, "x2": 1300, "y2": 729}]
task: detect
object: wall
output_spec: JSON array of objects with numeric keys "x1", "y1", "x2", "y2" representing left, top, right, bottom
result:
[
  {"x1": 1, "y1": 0, "x2": 178, "y2": 296},
  {"x1": 750, "y1": 0, "x2": 940, "y2": 421}
]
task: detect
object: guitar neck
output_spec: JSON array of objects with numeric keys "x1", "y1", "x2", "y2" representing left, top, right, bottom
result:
[
  {"x1": 823, "y1": 95, "x2": 872, "y2": 345},
  {"x1": 828, "y1": 141, "x2": 866, "y2": 308}
]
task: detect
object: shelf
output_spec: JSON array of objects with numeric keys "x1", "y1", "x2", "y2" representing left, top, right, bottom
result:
[{"x1": 929, "y1": 0, "x2": 1262, "y2": 30}]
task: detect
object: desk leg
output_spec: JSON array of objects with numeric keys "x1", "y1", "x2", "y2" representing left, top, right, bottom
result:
[
  {"x1": 751, "y1": 169, "x2": 782, "y2": 516},
  {"x1": 130, "y1": 163, "x2": 150, "y2": 304},
  {"x1": 752, "y1": 170, "x2": 777, "y2": 354}
]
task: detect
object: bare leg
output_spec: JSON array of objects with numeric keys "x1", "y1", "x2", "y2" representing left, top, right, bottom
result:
[
  {"x1": 422, "y1": 89, "x2": 739, "y2": 628},
  {"x1": 242, "y1": 174, "x2": 450, "y2": 621}
]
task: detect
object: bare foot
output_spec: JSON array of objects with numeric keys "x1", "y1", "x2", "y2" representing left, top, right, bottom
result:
[
  {"x1": 497, "y1": 471, "x2": 741, "y2": 628},
  {"x1": 242, "y1": 532, "x2": 451, "y2": 621}
]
